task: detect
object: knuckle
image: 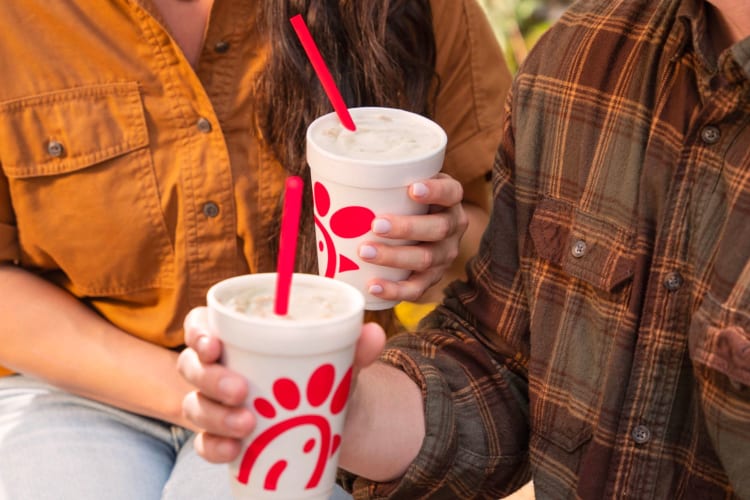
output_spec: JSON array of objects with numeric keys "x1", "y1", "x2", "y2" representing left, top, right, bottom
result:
[
  {"x1": 183, "y1": 307, "x2": 208, "y2": 345},
  {"x1": 398, "y1": 218, "x2": 414, "y2": 237},
  {"x1": 435, "y1": 217, "x2": 452, "y2": 239},
  {"x1": 193, "y1": 433, "x2": 209, "y2": 459},
  {"x1": 417, "y1": 249, "x2": 434, "y2": 272},
  {"x1": 457, "y1": 210, "x2": 469, "y2": 232},
  {"x1": 218, "y1": 375, "x2": 249, "y2": 407},
  {"x1": 404, "y1": 285, "x2": 423, "y2": 302},
  {"x1": 183, "y1": 325, "x2": 198, "y2": 347},
  {"x1": 176, "y1": 350, "x2": 188, "y2": 375},
  {"x1": 446, "y1": 246, "x2": 459, "y2": 263},
  {"x1": 457, "y1": 183, "x2": 465, "y2": 201},
  {"x1": 176, "y1": 349, "x2": 197, "y2": 380},
  {"x1": 181, "y1": 391, "x2": 199, "y2": 421},
  {"x1": 374, "y1": 283, "x2": 394, "y2": 299},
  {"x1": 195, "y1": 433, "x2": 226, "y2": 463}
]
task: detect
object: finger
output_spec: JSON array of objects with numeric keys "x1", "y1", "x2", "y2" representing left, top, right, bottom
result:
[
  {"x1": 408, "y1": 173, "x2": 464, "y2": 208},
  {"x1": 184, "y1": 307, "x2": 223, "y2": 363},
  {"x1": 195, "y1": 335, "x2": 224, "y2": 364},
  {"x1": 353, "y1": 323, "x2": 387, "y2": 370},
  {"x1": 359, "y1": 240, "x2": 455, "y2": 273},
  {"x1": 182, "y1": 390, "x2": 255, "y2": 439},
  {"x1": 371, "y1": 208, "x2": 467, "y2": 242},
  {"x1": 367, "y1": 269, "x2": 442, "y2": 303},
  {"x1": 193, "y1": 431, "x2": 244, "y2": 464},
  {"x1": 183, "y1": 307, "x2": 209, "y2": 346},
  {"x1": 177, "y1": 348, "x2": 248, "y2": 406}
]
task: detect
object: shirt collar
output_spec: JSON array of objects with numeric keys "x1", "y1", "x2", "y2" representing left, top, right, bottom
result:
[
  {"x1": 676, "y1": 0, "x2": 717, "y2": 73},
  {"x1": 731, "y1": 37, "x2": 750, "y2": 80},
  {"x1": 677, "y1": 0, "x2": 750, "y2": 84}
]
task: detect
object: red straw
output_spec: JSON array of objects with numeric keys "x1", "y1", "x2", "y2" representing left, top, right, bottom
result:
[
  {"x1": 289, "y1": 14, "x2": 356, "y2": 131},
  {"x1": 274, "y1": 176, "x2": 304, "y2": 316}
]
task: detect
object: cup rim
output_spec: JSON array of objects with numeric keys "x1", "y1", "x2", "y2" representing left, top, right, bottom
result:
[
  {"x1": 207, "y1": 273, "x2": 365, "y2": 328},
  {"x1": 306, "y1": 106, "x2": 447, "y2": 167}
]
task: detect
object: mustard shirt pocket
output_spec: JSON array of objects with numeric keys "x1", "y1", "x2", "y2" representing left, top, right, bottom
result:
[
  {"x1": 0, "y1": 82, "x2": 175, "y2": 295},
  {"x1": 526, "y1": 197, "x2": 637, "y2": 454}
]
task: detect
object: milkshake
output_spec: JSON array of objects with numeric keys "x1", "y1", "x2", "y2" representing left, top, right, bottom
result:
[
  {"x1": 306, "y1": 107, "x2": 447, "y2": 310},
  {"x1": 309, "y1": 110, "x2": 444, "y2": 161},
  {"x1": 227, "y1": 284, "x2": 346, "y2": 321}
]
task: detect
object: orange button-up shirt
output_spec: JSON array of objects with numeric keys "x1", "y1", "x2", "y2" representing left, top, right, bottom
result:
[{"x1": 0, "y1": 0, "x2": 510, "y2": 375}]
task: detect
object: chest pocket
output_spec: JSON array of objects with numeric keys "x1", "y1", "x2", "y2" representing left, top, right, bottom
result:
[
  {"x1": 527, "y1": 197, "x2": 637, "y2": 454},
  {"x1": 0, "y1": 82, "x2": 174, "y2": 295}
]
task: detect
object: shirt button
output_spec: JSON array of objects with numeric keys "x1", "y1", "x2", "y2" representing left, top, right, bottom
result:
[
  {"x1": 700, "y1": 125, "x2": 721, "y2": 144},
  {"x1": 47, "y1": 140, "x2": 64, "y2": 157},
  {"x1": 196, "y1": 117, "x2": 212, "y2": 133},
  {"x1": 571, "y1": 239, "x2": 587, "y2": 258},
  {"x1": 663, "y1": 271, "x2": 683, "y2": 292},
  {"x1": 214, "y1": 40, "x2": 230, "y2": 53},
  {"x1": 631, "y1": 425, "x2": 652, "y2": 445},
  {"x1": 202, "y1": 201, "x2": 220, "y2": 218}
]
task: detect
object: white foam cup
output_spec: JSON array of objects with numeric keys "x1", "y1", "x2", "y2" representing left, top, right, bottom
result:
[
  {"x1": 207, "y1": 273, "x2": 365, "y2": 499},
  {"x1": 306, "y1": 106, "x2": 447, "y2": 310}
]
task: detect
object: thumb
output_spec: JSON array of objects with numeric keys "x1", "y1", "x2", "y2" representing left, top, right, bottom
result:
[{"x1": 353, "y1": 322, "x2": 387, "y2": 370}]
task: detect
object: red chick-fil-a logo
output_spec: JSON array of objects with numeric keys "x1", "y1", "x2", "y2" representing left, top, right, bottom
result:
[
  {"x1": 236, "y1": 363, "x2": 353, "y2": 491},
  {"x1": 313, "y1": 182, "x2": 375, "y2": 278}
]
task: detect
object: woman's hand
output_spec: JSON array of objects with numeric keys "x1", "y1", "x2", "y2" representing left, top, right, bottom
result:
[
  {"x1": 358, "y1": 173, "x2": 469, "y2": 302},
  {"x1": 177, "y1": 307, "x2": 253, "y2": 462},
  {"x1": 177, "y1": 307, "x2": 386, "y2": 463}
]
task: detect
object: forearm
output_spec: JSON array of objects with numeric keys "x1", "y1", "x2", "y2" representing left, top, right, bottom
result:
[
  {"x1": 0, "y1": 265, "x2": 194, "y2": 428},
  {"x1": 338, "y1": 361, "x2": 425, "y2": 481},
  {"x1": 339, "y1": 328, "x2": 531, "y2": 497}
]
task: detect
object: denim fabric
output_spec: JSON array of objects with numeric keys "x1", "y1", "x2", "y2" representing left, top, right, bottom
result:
[{"x1": 0, "y1": 375, "x2": 351, "y2": 500}]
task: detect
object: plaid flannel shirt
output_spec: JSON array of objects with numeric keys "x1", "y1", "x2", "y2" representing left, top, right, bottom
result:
[{"x1": 346, "y1": 0, "x2": 750, "y2": 498}]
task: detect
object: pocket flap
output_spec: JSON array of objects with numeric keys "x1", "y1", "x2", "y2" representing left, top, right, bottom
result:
[
  {"x1": 0, "y1": 82, "x2": 148, "y2": 178},
  {"x1": 529, "y1": 197, "x2": 636, "y2": 292}
]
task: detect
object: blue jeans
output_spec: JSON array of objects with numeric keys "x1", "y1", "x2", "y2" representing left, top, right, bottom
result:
[{"x1": 0, "y1": 375, "x2": 352, "y2": 499}]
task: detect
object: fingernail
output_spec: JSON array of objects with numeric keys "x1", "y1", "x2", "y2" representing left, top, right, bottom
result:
[
  {"x1": 196, "y1": 335, "x2": 210, "y2": 353},
  {"x1": 411, "y1": 182, "x2": 428, "y2": 198},
  {"x1": 372, "y1": 218, "x2": 391, "y2": 234},
  {"x1": 359, "y1": 245, "x2": 377, "y2": 259},
  {"x1": 225, "y1": 412, "x2": 249, "y2": 430},
  {"x1": 217, "y1": 439, "x2": 240, "y2": 458},
  {"x1": 218, "y1": 377, "x2": 241, "y2": 398},
  {"x1": 368, "y1": 284, "x2": 384, "y2": 295}
]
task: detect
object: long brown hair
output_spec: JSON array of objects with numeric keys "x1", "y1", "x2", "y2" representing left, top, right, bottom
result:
[{"x1": 256, "y1": 0, "x2": 437, "y2": 275}]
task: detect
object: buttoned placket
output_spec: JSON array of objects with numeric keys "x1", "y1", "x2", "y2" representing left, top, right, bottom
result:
[
  {"x1": 131, "y1": 0, "x2": 242, "y2": 305},
  {"x1": 196, "y1": 0, "x2": 279, "y2": 275},
  {"x1": 619, "y1": 55, "x2": 749, "y2": 496},
  {"x1": 607, "y1": 48, "x2": 704, "y2": 498}
]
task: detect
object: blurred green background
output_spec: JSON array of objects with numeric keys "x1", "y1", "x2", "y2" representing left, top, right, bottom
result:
[{"x1": 480, "y1": 0, "x2": 574, "y2": 72}]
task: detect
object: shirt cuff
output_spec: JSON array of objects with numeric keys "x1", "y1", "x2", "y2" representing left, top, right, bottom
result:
[{"x1": 341, "y1": 344, "x2": 459, "y2": 498}]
